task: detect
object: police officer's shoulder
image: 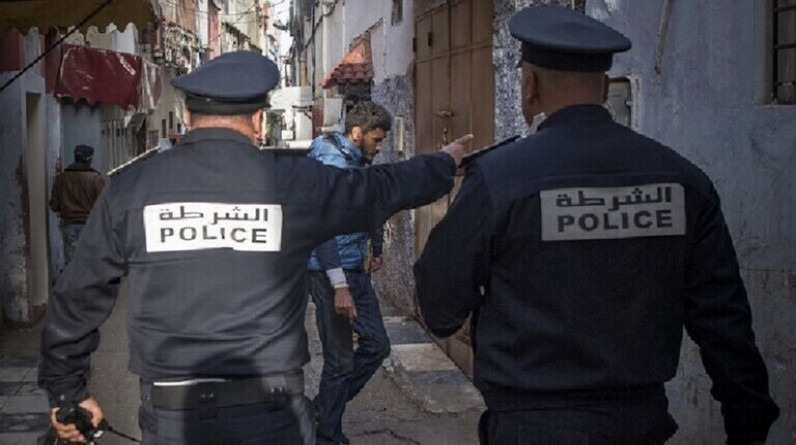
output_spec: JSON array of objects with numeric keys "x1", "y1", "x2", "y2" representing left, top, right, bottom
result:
[
  {"x1": 509, "y1": 5, "x2": 631, "y2": 72},
  {"x1": 461, "y1": 135, "x2": 522, "y2": 167},
  {"x1": 172, "y1": 51, "x2": 280, "y2": 115}
]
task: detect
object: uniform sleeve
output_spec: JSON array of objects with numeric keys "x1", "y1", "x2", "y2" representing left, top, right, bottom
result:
[
  {"x1": 306, "y1": 152, "x2": 457, "y2": 245},
  {"x1": 414, "y1": 165, "x2": 492, "y2": 338},
  {"x1": 683, "y1": 189, "x2": 779, "y2": 444},
  {"x1": 315, "y1": 237, "x2": 343, "y2": 271},
  {"x1": 38, "y1": 190, "x2": 126, "y2": 406},
  {"x1": 370, "y1": 224, "x2": 385, "y2": 258}
]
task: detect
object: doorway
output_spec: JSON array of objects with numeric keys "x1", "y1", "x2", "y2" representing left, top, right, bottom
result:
[
  {"x1": 26, "y1": 92, "x2": 50, "y2": 315},
  {"x1": 414, "y1": 0, "x2": 495, "y2": 253}
]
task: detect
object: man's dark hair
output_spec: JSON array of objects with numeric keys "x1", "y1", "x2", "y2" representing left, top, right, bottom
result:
[{"x1": 344, "y1": 101, "x2": 392, "y2": 135}]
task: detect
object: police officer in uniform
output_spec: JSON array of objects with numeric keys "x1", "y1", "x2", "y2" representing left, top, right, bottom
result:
[
  {"x1": 39, "y1": 51, "x2": 471, "y2": 444},
  {"x1": 414, "y1": 5, "x2": 778, "y2": 445}
]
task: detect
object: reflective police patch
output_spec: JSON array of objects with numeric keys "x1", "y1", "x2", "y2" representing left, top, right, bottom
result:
[
  {"x1": 540, "y1": 183, "x2": 685, "y2": 241},
  {"x1": 144, "y1": 203, "x2": 283, "y2": 252}
]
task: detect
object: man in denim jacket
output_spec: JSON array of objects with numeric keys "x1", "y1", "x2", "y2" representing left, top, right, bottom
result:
[{"x1": 307, "y1": 101, "x2": 392, "y2": 445}]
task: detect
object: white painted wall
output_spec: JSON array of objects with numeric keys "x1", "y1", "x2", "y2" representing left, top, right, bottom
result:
[
  {"x1": 61, "y1": 103, "x2": 103, "y2": 171},
  {"x1": 197, "y1": 0, "x2": 210, "y2": 48},
  {"x1": 343, "y1": 0, "x2": 413, "y2": 82},
  {"x1": 147, "y1": 68, "x2": 184, "y2": 146},
  {"x1": 321, "y1": 2, "x2": 344, "y2": 88},
  {"x1": 308, "y1": 0, "x2": 414, "y2": 103},
  {"x1": 110, "y1": 23, "x2": 137, "y2": 55},
  {"x1": 589, "y1": 1, "x2": 795, "y2": 443}
]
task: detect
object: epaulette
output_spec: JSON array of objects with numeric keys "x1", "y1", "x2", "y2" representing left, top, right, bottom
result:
[
  {"x1": 107, "y1": 147, "x2": 161, "y2": 177},
  {"x1": 460, "y1": 135, "x2": 521, "y2": 167}
]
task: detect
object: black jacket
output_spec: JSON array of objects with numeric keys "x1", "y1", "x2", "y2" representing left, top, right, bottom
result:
[
  {"x1": 414, "y1": 105, "x2": 778, "y2": 444},
  {"x1": 40, "y1": 127, "x2": 455, "y2": 405}
]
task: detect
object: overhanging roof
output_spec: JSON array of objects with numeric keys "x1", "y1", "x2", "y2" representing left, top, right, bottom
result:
[
  {"x1": 0, "y1": 0, "x2": 161, "y2": 35},
  {"x1": 321, "y1": 37, "x2": 374, "y2": 89}
]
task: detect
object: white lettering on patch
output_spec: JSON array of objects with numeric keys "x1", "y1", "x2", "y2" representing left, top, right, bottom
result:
[
  {"x1": 144, "y1": 203, "x2": 283, "y2": 252},
  {"x1": 540, "y1": 183, "x2": 685, "y2": 241}
]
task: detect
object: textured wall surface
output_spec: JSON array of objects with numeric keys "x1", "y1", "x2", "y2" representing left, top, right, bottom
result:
[
  {"x1": 590, "y1": 1, "x2": 795, "y2": 443},
  {"x1": 61, "y1": 103, "x2": 102, "y2": 172},
  {"x1": 493, "y1": 0, "x2": 573, "y2": 139},
  {"x1": 371, "y1": 72, "x2": 418, "y2": 315},
  {"x1": 0, "y1": 74, "x2": 28, "y2": 326}
]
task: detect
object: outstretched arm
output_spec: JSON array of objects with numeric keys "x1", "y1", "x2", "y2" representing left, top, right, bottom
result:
[{"x1": 414, "y1": 164, "x2": 492, "y2": 338}]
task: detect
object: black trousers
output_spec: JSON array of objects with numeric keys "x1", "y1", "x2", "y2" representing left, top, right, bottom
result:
[
  {"x1": 478, "y1": 400, "x2": 678, "y2": 445},
  {"x1": 138, "y1": 382, "x2": 315, "y2": 445}
]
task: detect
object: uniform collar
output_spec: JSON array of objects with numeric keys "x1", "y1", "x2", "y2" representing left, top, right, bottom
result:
[
  {"x1": 178, "y1": 127, "x2": 256, "y2": 147},
  {"x1": 537, "y1": 104, "x2": 613, "y2": 131}
]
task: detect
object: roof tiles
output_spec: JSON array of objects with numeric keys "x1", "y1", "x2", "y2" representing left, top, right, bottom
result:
[{"x1": 321, "y1": 38, "x2": 374, "y2": 88}]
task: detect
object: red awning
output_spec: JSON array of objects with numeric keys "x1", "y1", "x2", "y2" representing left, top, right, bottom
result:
[
  {"x1": 321, "y1": 37, "x2": 374, "y2": 89},
  {"x1": 54, "y1": 44, "x2": 158, "y2": 110}
]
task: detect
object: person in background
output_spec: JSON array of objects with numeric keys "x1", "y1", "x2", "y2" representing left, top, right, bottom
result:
[
  {"x1": 307, "y1": 101, "x2": 392, "y2": 445},
  {"x1": 414, "y1": 5, "x2": 778, "y2": 445},
  {"x1": 49, "y1": 144, "x2": 105, "y2": 265}
]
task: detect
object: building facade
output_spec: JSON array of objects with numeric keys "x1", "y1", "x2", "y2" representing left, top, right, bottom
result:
[{"x1": 0, "y1": 0, "x2": 273, "y2": 329}]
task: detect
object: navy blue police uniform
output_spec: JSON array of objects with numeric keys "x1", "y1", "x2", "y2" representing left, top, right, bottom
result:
[
  {"x1": 414, "y1": 6, "x2": 778, "y2": 445},
  {"x1": 39, "y1": 51, "x2": 459, "y2": 444}
]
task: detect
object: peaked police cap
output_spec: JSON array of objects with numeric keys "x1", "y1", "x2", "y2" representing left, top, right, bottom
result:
[
  {"x1": 172, "y1": 51, "x2": 280, "y2": 114},
  {"x1": 509, "y1": 5, "x2": 631, "y2": 72}
]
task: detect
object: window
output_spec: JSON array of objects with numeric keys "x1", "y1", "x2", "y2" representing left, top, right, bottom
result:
[
  {"x1": 774, "y1": 0, "x2": 796, "y2": 103},
  {"x1": 392, "y1": 0, "x2": 403, "y2": 25}
]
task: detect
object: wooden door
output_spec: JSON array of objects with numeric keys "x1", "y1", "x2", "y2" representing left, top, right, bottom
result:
[
  {"x1": 413, "y1": 0, "x2": 495, "y2": 378},
  {"x1": 414, "y1": 0, "x2": 495, "y2": 255}
]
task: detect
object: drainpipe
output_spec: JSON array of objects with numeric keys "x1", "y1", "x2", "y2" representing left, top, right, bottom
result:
[
  {"x1": 654, "y1": 0, "x2": 675, "y2": 81},
  {"x1": 321, "y1": 1, "x2": 330, "y2": 103}
]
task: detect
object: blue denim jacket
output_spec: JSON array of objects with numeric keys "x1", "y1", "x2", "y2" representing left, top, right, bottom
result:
[{"x1": 307, "y1": 132, "x2": 378, "y2": 271}]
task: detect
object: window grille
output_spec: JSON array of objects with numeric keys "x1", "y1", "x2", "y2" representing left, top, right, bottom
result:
[{"x1": 774, "y1": 0, "x2": 796, "y2": 103}]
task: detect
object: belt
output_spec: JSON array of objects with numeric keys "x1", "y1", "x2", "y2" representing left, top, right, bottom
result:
[{"x1": 150, "y1": 371, "x2": 304, "y2": 410}]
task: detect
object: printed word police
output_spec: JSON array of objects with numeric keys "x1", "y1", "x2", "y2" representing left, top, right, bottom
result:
[
  {"x1": 159, "y1": 225, "x2": 268, "y2": 244},
  {"x1": 540, "y1": 183, "x2": 686, "y2": 241},
  {"x1": 143, "y1": 202, "x2": 284, "y2": 253}
]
